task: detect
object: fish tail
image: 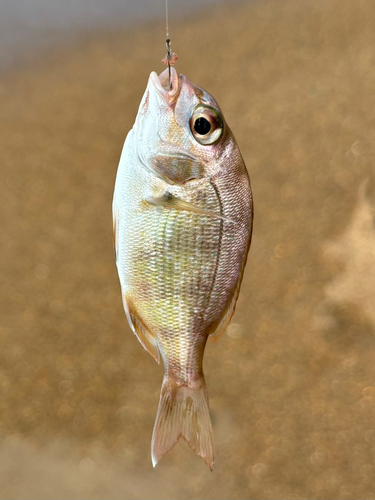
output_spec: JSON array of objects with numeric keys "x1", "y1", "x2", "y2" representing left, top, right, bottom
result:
[{"x1": 151, "y1": 374, "x2": 214, "y2": 470}]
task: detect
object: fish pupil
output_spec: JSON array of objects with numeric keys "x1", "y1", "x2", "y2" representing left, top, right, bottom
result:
[{"x1": 194, "y1": 117, "x2": 211, "y2": 135}]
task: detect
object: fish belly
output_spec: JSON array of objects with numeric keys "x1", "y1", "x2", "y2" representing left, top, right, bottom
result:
[{"x1": 114, "y1": 132, "x2": 252, "y2": 380}]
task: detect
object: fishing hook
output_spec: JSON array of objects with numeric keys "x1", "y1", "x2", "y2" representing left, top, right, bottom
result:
[{"x1": 166, "y1": 38, "x2": 172, "y2": 90}]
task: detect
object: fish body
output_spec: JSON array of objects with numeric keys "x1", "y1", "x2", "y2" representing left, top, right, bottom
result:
[{"x1": 113, "y1": 67, "x2": 253, "y2": 469}]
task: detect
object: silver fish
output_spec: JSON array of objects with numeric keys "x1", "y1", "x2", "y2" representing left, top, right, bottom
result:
[{"x1": 113, "y1": 67, "x2": 253, "y2": 469}]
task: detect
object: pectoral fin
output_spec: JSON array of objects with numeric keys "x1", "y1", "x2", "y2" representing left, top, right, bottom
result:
[{"x1": 146, "y1": 193, "x2": 235, "y2": 223}]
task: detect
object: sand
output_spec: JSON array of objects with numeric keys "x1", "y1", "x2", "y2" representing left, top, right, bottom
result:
[{"x1": 0, "y1": 0, "x2": 375, "y2": 498}]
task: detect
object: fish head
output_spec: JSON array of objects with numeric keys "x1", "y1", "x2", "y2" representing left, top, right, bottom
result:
[{"x1": 134, "y1": 67, "x2": 232, "y2": 184}]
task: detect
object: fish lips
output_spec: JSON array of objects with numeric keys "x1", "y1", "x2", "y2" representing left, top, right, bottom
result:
[{"x1": 149, "y1": 67, "x2": 181, "y2": 104}]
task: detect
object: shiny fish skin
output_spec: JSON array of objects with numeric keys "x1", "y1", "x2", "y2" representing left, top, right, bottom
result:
[{"x1": 113, "y1": 67, "x2": 253, "y2": 469}]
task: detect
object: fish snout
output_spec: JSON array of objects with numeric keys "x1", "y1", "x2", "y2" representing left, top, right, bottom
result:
[{"x1": 149, "y1": 67, "x2": 180, "y2": 104}]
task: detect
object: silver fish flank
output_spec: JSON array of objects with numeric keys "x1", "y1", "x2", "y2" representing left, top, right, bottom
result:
[{"x1": 113, "y1": 66, "x2": 253, "y2": 469}]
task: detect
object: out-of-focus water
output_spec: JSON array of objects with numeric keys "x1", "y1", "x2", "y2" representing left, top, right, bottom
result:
[{"x1": 0, "y1": 0, "x2": 240, "y2": 71}]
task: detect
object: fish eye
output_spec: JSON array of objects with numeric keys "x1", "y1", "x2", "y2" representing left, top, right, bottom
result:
[
  {"x1": 190, "y1": 105, "x2": 223, "y2": 145},
  {"x1": 194, "y1": 117, "x2": 211, "y2": 135}
]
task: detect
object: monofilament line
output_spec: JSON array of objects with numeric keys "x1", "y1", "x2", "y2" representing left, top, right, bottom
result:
[
  {"x1": 166, "y1": 0, "x2": 169, "y2": 38},
  {"x1": 165, "y1": 0, "x2": 171, "y2": 89},
  {"x1": 162, "y1": 0, "x2": 178, "y2": 90}
]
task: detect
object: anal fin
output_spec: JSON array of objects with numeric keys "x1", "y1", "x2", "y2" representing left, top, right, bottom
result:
[{"x1": 123, "y1": 296, "x2": 160, "y2": 363}]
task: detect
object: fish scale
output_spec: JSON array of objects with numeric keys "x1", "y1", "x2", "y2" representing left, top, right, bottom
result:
[{"x1": 113, "y1": 67, "x2": 252, "y2": 469}]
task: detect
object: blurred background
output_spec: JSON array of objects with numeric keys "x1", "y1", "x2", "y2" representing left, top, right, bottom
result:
[{"x1": 1, "y1": 0, "x2": 375, "y2": 498}]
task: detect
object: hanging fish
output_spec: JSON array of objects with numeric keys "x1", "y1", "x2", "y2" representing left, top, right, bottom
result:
[{"x1": 112, "y1": 39, "x2": 253, "y2": 470}]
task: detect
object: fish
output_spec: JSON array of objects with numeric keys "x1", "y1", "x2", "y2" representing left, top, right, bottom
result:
[{"x1": 112, "y1": 65, "x2": 253, "y2": 470}]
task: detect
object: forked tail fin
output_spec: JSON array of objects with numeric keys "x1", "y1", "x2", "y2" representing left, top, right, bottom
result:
[{"x1": 151, "y1": 375, "x2": 214, "y2": 470}]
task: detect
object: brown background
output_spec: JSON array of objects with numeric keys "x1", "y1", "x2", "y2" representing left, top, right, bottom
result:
[{"x1": 1, "y1": 0, "x2": 375, "y2": 498}]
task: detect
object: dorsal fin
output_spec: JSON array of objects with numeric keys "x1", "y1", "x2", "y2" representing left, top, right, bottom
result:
[
  {"x1": 123, "y1": 296, "x2": 160, "y2": 363},
  {"x1": 209, "y1": 292, "x2": 238, "y2": 342},
  {"x1": 209, "y1": 268, "x2": 244, "y2": 342}
]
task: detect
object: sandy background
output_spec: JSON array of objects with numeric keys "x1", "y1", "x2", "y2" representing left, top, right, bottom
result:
[
  {"x1": 1, "y1": 0, "x2": 375, "y2": 498},
  {"x1": 0, "y1": 0, "x2": 233, "y2": 72}
]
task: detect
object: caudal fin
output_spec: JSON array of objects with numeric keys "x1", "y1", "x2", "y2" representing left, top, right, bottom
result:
[{"x1": 151, "y1": 376, "x2": 214, "y2": 470}]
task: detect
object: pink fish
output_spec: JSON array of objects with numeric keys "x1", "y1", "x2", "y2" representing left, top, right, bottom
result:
[{"x1": 113, "y1": 65, "x2": 253, "y2": 469}]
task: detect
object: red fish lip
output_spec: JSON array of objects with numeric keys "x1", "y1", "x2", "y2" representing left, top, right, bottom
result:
[{"x1": 150, "y1": 67, "x2": 180, "y2": 102}]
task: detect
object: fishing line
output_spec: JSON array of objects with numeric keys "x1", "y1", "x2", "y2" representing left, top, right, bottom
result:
[
  {"x1": 166, "y1": 0, "x2": 169, "y2": 38},
  {"x1": 162, "y1": 0, "x2": 178, "y2": 89},
  {"x1": 165, "y1": 0, "x2": 172, "y2": 89}
]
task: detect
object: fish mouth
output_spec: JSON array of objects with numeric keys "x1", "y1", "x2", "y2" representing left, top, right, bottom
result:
[{"x1": 150, "y1": 67, "x2": 180, "y2": 102}]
